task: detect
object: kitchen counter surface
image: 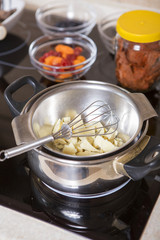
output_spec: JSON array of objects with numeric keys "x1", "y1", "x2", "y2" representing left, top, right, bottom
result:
[
  {"x1": 0, "y1": 205, "x2": 89, "y2": 240},
  {"x1": 0, "y1": 2, "x2": 160, "y2": 240},
  {"x1": 141, "y1": 195, "x2": 160, "y2": 240}
]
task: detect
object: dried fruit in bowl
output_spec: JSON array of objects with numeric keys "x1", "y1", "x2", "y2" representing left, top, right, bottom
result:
[
  {"x1": 55, "y1": 44, "x2": 74, "y2": 56},
  {"x1": 39, "y1": 44, "x2": 86, "y2": 79}
]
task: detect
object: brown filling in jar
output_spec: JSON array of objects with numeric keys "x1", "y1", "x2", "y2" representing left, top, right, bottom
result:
[
  {"x1": 115, "y1": 10, "x2": 160, "y2": 92},
  {"x1": 115, "y1": 38, "x2": 160, "y2": 91}
]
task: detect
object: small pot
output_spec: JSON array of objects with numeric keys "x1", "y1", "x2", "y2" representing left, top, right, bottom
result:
[{"x1": 4, "y1": 76, "x2": 160, "y2": 198}]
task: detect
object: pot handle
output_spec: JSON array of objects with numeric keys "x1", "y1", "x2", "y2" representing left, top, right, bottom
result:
[
  {"x1": 114, "y1": 135, "x2": 160, "y2": 180},
  {"x1": 4, "y1": 75, "x2": 44, "y2": 116}
]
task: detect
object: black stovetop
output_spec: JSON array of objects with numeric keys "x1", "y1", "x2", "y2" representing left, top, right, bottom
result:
[{"x1": 0, "y1": 9, "x2": 160, "y2": 240}]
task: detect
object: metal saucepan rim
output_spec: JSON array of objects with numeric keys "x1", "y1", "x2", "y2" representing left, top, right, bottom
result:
[
  {"x1": 21, "y1": 80, "x2": 130, "y2": 113},
  {"x1": 20, "y1": 80, "x2": 149, "y2": 161},
  {"x1": 41, "y1": 178, "x2": 131, "y2": 199}
]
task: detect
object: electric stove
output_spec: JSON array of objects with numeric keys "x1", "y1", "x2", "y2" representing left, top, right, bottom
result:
[{"x1": 0, "y1": 9, "x2": 160, "y2": 240}]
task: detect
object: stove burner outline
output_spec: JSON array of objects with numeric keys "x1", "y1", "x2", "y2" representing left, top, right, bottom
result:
[
  {"x1": 0, "y1": 22, "x2": 31, "y2": 57},
  {"x1": 42, "y1": 178, "x2": 131, "y2": 199}
]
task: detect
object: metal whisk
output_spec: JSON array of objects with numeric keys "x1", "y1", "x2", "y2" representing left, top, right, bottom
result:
[
  {"x1": 66, "y1": 100, "x2": 118, "y2": 137},
  {"x1": 0, "y1": 100, "x2": 119, "y2": 161}
]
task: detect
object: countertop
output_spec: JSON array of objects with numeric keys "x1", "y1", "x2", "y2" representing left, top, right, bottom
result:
[
  {"x1": 0, "y1": 205, "x2": 89, "y2": 240},
  {"x1": 0, "y1": 1, "x2": 160, "y2": 240},
  {"x1": 141, "y1": 195, "x2": 160, "y2": 240}
]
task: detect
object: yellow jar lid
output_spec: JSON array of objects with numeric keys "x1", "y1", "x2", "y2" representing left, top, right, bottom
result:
[{"x1": 116, "y1": 10, "x2": 160, "y2": 43}]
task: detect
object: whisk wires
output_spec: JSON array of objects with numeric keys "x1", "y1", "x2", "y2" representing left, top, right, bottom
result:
[{"x1": 67, "y1": 100, "x2": 119, "y2": 138}]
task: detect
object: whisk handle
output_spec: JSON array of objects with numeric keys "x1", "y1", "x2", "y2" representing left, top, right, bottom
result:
[{"x1": 0, "y1": 135, "x2": 53, "y2": 161}]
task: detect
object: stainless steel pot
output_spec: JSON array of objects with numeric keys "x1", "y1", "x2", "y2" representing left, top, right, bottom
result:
[{"x1": 4, "y1": 76, "x2": 160, "y2": 198}]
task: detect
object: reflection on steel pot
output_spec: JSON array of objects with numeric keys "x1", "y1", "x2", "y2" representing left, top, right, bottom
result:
[{"x1": 4, "y1": 76, "x2": 160, "y2": 197}]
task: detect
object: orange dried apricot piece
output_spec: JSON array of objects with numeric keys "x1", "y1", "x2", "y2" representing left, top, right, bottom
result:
[
  {"x1": 55, "y1": 44, "x2": 74, "y2": 55},
  {"x1": 76, "y1": 55, "x2": 86, "y2": 62},
  {"x1": 51, "y1": 56, "x2": 63, "y2": 65},
  {"x1": 58, "y1": 73, "x2": 73, "y2": 79},
  {"x1": 73, "y1": 55, "x2": 86, "y2": 69},
  {"x1": 44, "y1": 56, "x2": 55, "y2": 65},
  {"x1": 43, "y1": 66, "x2": 52, "y2": 71},
  {"x1": 44, "y1": 56, "x2": 62, "y2": 66}
]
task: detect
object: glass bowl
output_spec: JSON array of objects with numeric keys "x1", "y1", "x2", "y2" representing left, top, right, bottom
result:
[
  {"x1": 29, "y1": 34, "x2": 97, "y2": 82},
  {"x1": 35, "y1": 0, "x2": 97, "y2": 36},
  {"x1": 97, "y1": 11, "x2": 126, "y2": 55}
]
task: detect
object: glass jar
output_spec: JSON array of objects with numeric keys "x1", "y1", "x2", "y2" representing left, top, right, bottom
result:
[{"x1": 115, "y1": 10, "x2": 160, "y2": 92}]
